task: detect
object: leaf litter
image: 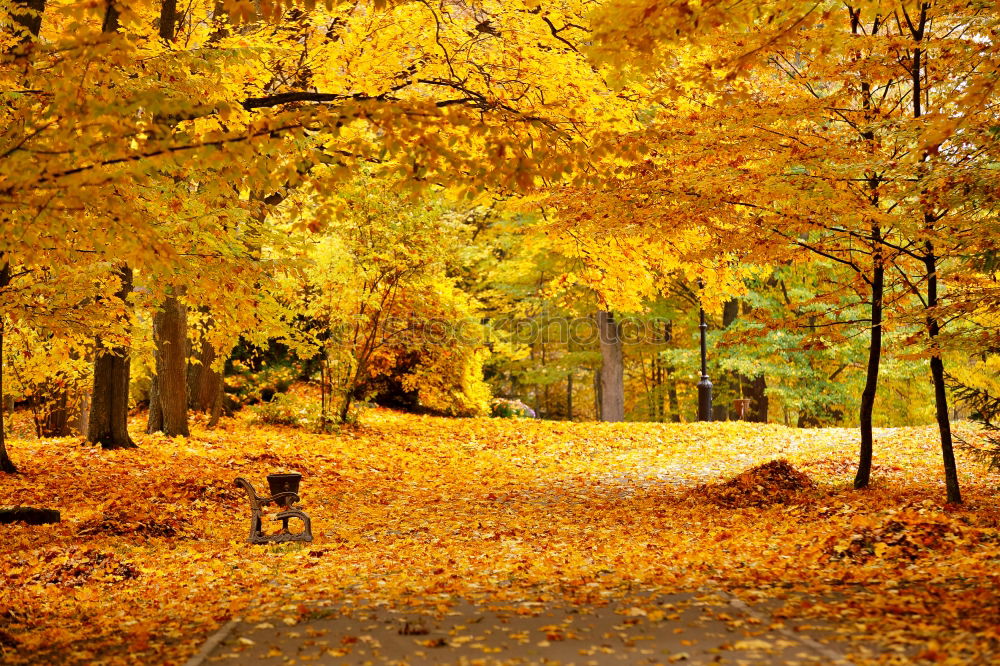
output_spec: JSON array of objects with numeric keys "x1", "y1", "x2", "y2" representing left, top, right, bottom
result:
[{"x1": 1, "y1": 409, "x2": 999, "y2": 664}]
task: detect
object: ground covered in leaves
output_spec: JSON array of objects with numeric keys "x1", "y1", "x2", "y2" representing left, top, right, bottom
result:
[{"x1": 2, "y1": 402, "x2": 1000, "y2": 664}]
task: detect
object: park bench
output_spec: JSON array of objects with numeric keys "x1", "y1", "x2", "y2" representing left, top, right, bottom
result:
[{"x1": 234, "y1": 474, "x2": 312, "y2": 544}]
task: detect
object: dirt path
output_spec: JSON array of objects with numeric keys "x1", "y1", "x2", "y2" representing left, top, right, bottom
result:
[{"x1": 191, "y1": 591, "x2": 865, "y2": 666}]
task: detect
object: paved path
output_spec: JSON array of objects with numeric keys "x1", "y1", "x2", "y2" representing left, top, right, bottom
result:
[{"x1": 190, "y1": 591, "x2": 861, "y2": 665}]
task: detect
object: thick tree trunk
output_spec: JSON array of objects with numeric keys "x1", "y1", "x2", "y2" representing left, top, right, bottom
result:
[
  {"x1": 0, "y1": 261, "x2": 17, "y2": 473},
  {"x1": 722, "y1": 300, "x2": 739, "y2": 328},
  {"x1": 101, "y1": 0, "x2": 119, "y2": 33},
  {"x1": 746, "y1": 374, "x2": 768, "y2": 423},
  {"x1": 925, "y1": 246, "x2": 962, "y2": 504},
  {"x1": 158, "y1": 0, "x2": 177, "y2": 40},
  {"x1": 10, "y1": 0, "x2": 46, "y2": 42},
  {"x1": 188, "y1": 332, "x2": 225, "y2": 426},
  {"x1": 854, "y1": 244, "x2": 884, "y2": 489},
  {"x1": 87, "y1": 265, "x2": 136, "y2": 450},
  {"x1": 147, "y1": 294, "x2": 189, "y2": 437},
  {"x1": 597, "y1": 311, "x2": 625, "y2": 422},
  {"x1": 38, "y1": 389, "x2": 70, "y2": 437}
]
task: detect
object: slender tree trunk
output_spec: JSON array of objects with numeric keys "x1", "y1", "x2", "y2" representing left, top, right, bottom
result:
[
  {"x1": 0, "y1": 261, "x2": 17, "y2": 473},
  {"x1": 542, "y1": 343, "x2": 549, "y2": 417},
  {"x1": 87, "y1": 265, "x2": 136, "y2": 449},
  {"x1": 3, "y1": 0, "x2": 46, "y2": 480},
  {"x1": 652, "y1": 349, "x2": 663, "y2": 422},
  {"x1": 207, "y1": 379, "x2": 223, "y2": 428},
  {"x1": 338, "y1": 393, "x2": 353, "y2": 423},
  {"x1": 3, "y1": 0, "x2": 45, "y2": 468},
  {"x1": 566, "y1": 372, "x2": 573, "y2": 421},
  {"x1": 640, "y1": 352, "x2": 655, "y2": 419},
  {"x1": 147, "y1": 294, "x2": 189, "y2": 436},
  {"x1": 147, "y1": 373, "x2": 163, "y2": 432},
  {"x1": 597, "y1": 311, "x2": 625, "y2": 422},
  {"x1": 854, "y1": 243, "x2": 884, "y2": 489},
  {"x1": 666, "y1": 366, "x2": 680, "y2": 422},
  {"x1": 925, "y1": 246, "x2": 962, "y2": 503},
  {"x1": 593, "y1": 366, "x2": 601, "y2": 420},
  {"x1": 905, "y1": 5, "x2": 960, "y2": 503},
  {"x1": 186, "y1": 332, "x2": 201, "y2": 409},
  {"x1": 76, "y1": 386, "x2": 91, "y2": 436}
]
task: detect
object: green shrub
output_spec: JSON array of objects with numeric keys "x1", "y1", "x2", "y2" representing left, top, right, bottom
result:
[
  {"x1": 490, "y1": 398, "x2": 536, "y2": 419},
  {"x1": 250, "y1": 392, "x2": 319, "y2": 428}
]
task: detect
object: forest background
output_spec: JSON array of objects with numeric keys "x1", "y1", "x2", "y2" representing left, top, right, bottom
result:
[
  {"x1": 6, "y1": 2, "x2": 1000, "y2": 664},
  {"x1": 2, "y1": 0, "x2": 1000, "y2": 496}
]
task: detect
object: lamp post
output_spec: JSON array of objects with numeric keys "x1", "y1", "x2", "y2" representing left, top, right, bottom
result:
[{"x1": 697, "y1": 282, "x2": 713, "y2": 422}]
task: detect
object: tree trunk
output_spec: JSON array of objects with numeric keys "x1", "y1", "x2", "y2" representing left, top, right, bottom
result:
[
  {"x1": 87, "y1": 265, "x2": 136, "y2": 449},
  {"x1": 566, "y1": 372, "x2": 573, "y2": 421},
  {"x1": 10, "y1": 0, "x2": 46, "y2": 43},
  {"x1": 925, "y1": 246, "x2": 962, "y2": 504},
  {"x1": 722, "y1": 300, "x2": 739, "y2": 327},
  {"x1": 101, "y1": 0, "x2": 119, "y2": 32},
  {"x1": 207, "y1": 379, "x2": 224, "y2": 428},
  {"x1": 188, "y1": 333, "x2": 225, "y2": 425},
  {"x1": 747, "y1": 374, "x2": 768, "y2": 423},
  {"x1": 593, "y1": 366, "x2": 601, "y2": 420},
  {"x1": 147, "y1": 372, "x2": 163, "y2": 433},
  {"x1": 666, "y1": 366, "x2": 680, "y2": 422},
  {"x1": 338, "y1": 393, "x2": 353, "y2": 423},
  {"x1": 38, "y1": 389, "x2": 70, "y2": 437},
  {"x1": 75, "y1": 386, "x2": 91, "y2": 436},
  {"x1": 158, "y1": 0, "x2": 177, "y2": 40},
  {"x1": 147, "y1": 294, "x2": 189, "y2": 437},
  {"x1": 84, "y1": 0, "x2": 127, "y2": 441},
  {"x1": 854, "y1": 243, "x2": 884, "y2": 489},
  {"x1": 0, "y1": 260, "x2": 17, "y2": 473},
  {"x1": 597, "y1": 311, "x2": 625, "y2": 422},
  {"x1": 4, "y1": 7, "x2": 46, "y2": 476},
  {"x1": 905, "y1": 6, "x2": 960, "y2": 503},
  {"x1": 722, "y1": 298, "x2": 767, "y2": 423}
]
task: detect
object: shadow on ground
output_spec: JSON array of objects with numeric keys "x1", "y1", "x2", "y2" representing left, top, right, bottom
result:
[{"x1": 200, "y1": 591, "x2": 870, "y2": 665}]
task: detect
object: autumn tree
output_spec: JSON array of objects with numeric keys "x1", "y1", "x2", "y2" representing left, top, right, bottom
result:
[
  {"x1": 574, "y1": 0, "x2": 1000, "y2": 500},
  {"x1": 275, "y1": 174, "x2": 491, "y2": 423}
]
